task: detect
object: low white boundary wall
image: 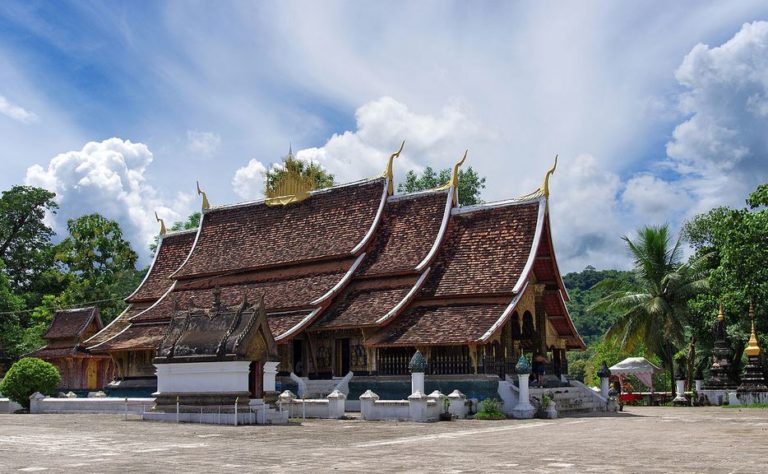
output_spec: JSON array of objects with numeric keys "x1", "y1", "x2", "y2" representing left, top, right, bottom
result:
[
  {"x1": 1, "y1": 398, "x2": 23, "y2": 413},
  {"x1": 277, "y1": 389, "x2": 346, "y2": 419},
  {"x1": 29, "y1": 393, "x2": 154, "y2": 415}
]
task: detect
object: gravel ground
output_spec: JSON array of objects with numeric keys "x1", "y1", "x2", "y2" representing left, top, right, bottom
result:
[{"x1": 1, "y1": 407, "x2": 767, "y2": 473}]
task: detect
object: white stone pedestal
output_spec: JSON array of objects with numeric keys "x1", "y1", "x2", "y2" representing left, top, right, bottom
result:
[
  {"x1": 600, "y1": 377, "x2": 610, "y2": 399},
  {"x1": 408, "y1": 390, "x2": 429, "y2": 422},
  {"x1": 263, "y1": 361, "x2": 279, "y2": 393},
  {"x1": 673, "y1": 380, "x2": 687, "y2": 403},
  {"x1": 447, "y1": 390, "x2": 468, "y2": 418},
  {"x1": 411, "y1": 372, "x2": 424, "y2": 394},
  {"x1": 511, "y1": 373, "x2": 536, "y2": 419}
]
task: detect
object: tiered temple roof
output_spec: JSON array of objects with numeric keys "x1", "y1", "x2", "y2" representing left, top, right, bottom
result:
[
  {"x1": 30, "y1": 307, "x2": 106, "y2": 359},
  {"x1": 89, "y1": 156, "x2": 584, "y2": 357}
]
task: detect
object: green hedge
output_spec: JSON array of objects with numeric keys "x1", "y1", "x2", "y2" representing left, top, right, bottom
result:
[{"x1": 0, "y1": 357, "x2": 61, "y2": 409}]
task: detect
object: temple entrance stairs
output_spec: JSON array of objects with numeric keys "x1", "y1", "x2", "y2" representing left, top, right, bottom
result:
[
  {"x1": 530, "y1": 385, "x2": 606, "y2": 415},
  {"x1": 290, "y1": 371, "x2": 353, "y2": 398}
]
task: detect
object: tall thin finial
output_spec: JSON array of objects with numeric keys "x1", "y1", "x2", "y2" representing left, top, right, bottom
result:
[
  {"x1": 196, "y1": 181, "x2": 210, "y2": 210},
  {"x1": 154, "y1": 211, "x2": 167, "y2": 236},
  {"x1": 385, "y1": 140, "x2": 405, "y2": 196},
  {"x1": 542, "y1": 155, "x2": 558, "y2": 198},
  {"x1": 449, "y1": 150, "x2": 468, "y2": 206},
  {"x1": 288, "y1": 143, "x2": 293, "y2": 158},
  {"x1": 745, "y1": 302, "x2": 761, "y2": 357},
  {"x1": 718, "y1": 304, "x2": 724, "y2": 321}
]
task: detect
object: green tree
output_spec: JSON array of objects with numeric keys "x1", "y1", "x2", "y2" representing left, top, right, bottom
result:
[
  {"x1": 55, "y1": 214, "x2": 140, "y2": 322},
  {"x1": 266, "y1": 150, "x2": 334, "y2": 194},
  {"x1": 591, "y1": 225, "x2": 710, "y2": 394},
  {"x1": 683, "y1": 183, "x2": 768, "y2": 380},
  {"x1": 0, "y1": 186, "x2": 58, "y2": 291},
  {"x1": 398, "y1": 166, "x2": 486, "y2": 205},
  {"x1": 0, "y1": 261, "x2": 26, "y2": 361},
  {"x1": 0, "y1": 357, "x2": 61, "y2": 408}
]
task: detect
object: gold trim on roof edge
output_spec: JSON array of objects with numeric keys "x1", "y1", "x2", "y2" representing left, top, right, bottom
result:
[
  {"x1": 384, "y1": 140, "x2": 405, "y2": 196},
  {"x1": 265, "y1": 167, "x2": 315, "y2": 206},
  {"x1": 196, "y1": 181, "x2": 211, "y2": 210},
  {"x1": 154, "y1": 211, "x2": 166, "y2": 236}
]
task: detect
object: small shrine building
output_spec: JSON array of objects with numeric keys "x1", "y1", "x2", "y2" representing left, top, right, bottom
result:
[{"x1": 29, "y1": 307, "x2": 113, "y2": 391}]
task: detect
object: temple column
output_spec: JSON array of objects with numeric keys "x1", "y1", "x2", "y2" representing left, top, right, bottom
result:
[{"x1": 533, "y1": 284, "x2": 547, "y2": 354}]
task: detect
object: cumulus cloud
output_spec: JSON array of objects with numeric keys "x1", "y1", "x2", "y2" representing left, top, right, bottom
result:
[
  {"x1": 25, "y1": 138, "x2": 194, "y2": 264},
  {"x1": 0, "y1": 95, "x2": 38, "y2": 124},
  {"x1": 549, "y1": 154, "x2": 630, "y2": 271},
  {"x1": 294, "y1": 96, "x2": 488, "y2": 185},
  {"x1": 666, "y1": 20, "x2": 768, "y2": 212},
  {"x1": 186, "y1": 130, "x2": 221, "y2": 157},
  {"x1": 621, "y1": 174, "x2": 693, "y2": 226},
  {"x1": 232, "y1": 158, "x2": 267, "y2": 200}
]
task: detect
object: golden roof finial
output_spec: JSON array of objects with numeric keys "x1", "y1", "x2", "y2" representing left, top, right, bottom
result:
[
  {"x1": 265, "y1": 166, "x2": 314, "y2": 206},
  {"x1": 450, "y1": 150, "x2": 468, "y2": 206},
  {"x1": 196, "y1": 181, "x2": 210, "y2": 210},
  {"x1": 154, "y1": 211, "x2": 166, "y2": 236},
  {"x1": 541, "y1": 155, "x2": 558, "y2": 198},
  {"x1": 718, "y1": 304, "x2": 724, "y2": 321},
  {"x1": 745, "y1": 303, "x2": 761, "y2": 357},
  {"x1": 385, "y1": 140, "x2": 405, "y2": 196}
]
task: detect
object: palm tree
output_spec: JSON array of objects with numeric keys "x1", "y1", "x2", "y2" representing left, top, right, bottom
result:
[{"x1": 590, "y1": 225, "x2": 710, "y2": 394}]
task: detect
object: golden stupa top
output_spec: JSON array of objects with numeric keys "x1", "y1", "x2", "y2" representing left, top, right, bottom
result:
[
  {"x1": 718, "y1": 304, "x2": 724, "y2": 321},
  {"x1": 745, "y1": 303, "x2": 761, "y2": 357}
]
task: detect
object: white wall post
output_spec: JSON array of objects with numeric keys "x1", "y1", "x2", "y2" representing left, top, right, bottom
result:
[
  {"x1": 511, "y1": 355, "x2": 535, "y2": 419},
  {"x1": 359, "y1": 390, "x2": 379, "y2": 421},
  {"x1": 411, "y1": 372, "x2": 425, "y2": 394},
  {"x1": 262, "y1": 361, "x2": 280, "y2": 394},
  {"x1": 29, "y1": 392, "x2": 45, "y2": 414},
  {"x1": 327, "y1": 389, "x2": 346, "y2": 419},
  {"x1": 673, "y1": 379, "x2": 687, "y2": 403},
  {"x1": 408, "y1": 390, "x2": 429, "y2": 422},
  {"x1": 600, "y1": 377, "x2": 610, "y2": 399},
  {"x1": 447, "y1": 389, "x2": 468, "y2": 418}
]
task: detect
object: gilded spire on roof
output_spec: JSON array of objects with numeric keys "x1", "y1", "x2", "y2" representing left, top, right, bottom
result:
[
  {"x1": 154, "y1": 211, "x2": 166, "y2": 236},
  {"x1": 745, "y1": 303, "x2": 761, "y2": 357},
  {"x1": 541, "y1": 155, "x2": 558, "y2": 198},
  {"x1": 384, "y1": 140, "x2": 405, "y2": 196},
  {"x1": 439, "y1": 150, "x2": 467, "y2": 206},
  {"x1": 196, "y1": 181, "x2": 211, "y2": 210},
  {"x1": 265, "y1": 164, "x2": 314, "y2": 206}
]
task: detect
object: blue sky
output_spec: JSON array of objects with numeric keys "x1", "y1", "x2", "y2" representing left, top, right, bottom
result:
[{"x1": 1, "y1": 1, "x2": 767, "y2": 270}]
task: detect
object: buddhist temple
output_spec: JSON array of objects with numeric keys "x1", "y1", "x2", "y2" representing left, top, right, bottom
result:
[
  {"x1": 28, "y1": 307, "x2": 113, "y2": 391},
  {"x1": 87, "y1": 148, "x2": 584, "y2": 398}
]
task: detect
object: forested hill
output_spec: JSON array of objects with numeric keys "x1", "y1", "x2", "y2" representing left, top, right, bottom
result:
[{"x1": 562, "y1": 266, "x2": 634, "y2": 344}]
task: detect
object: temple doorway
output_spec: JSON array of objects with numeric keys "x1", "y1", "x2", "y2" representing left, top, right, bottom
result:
[
  {"x1": 335, "y1": 338, "x2": 350, "y2": 376},
  {"x1": 249, "y1": 361, "x2": 263, "y2": 398},
  {"x1": 293, "y1": 340, "x2": 305, "y2": 376}
]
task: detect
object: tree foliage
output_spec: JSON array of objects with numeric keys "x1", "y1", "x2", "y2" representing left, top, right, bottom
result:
[
  {"x1": 0, "y1": 186, "x2": 58, "y2": 291},
  {"x1": 398, "y1": 166, "x2": 486, "y2": 205},
  {"x1": 590, "y1": 225, "x2": 710, "y2": 392},
  {"x1": 0, "y1": 357, "x2": 61, "y2": 408},
  {"x1": 149, "y1": 211, "x2": 201, "y2": 255}
]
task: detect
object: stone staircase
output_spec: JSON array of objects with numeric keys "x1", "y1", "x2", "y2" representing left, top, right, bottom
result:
[
  {"x1": 529, "y1": 383, "x2": 608, "y2": 415},
  {"x1": 290, "y1": 371, "x2": 353, "y2": 398}
]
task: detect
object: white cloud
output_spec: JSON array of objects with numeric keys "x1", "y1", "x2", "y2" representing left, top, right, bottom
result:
[
  {"x1": 0, "y1": 95, "x2": 38, "y2": 124},
  {"x1": 232, "y1": 158, "x2": 267, "y2": 200},
  {"x1": 186, "y1": 130, "x2": 221, "y2": 157},
  {"x1": 621, "y1": 174, "x2": 693, "y2": 226},
  {"x1": 25, "y1": 138, "x2": 194, "y2": 265},
  {"x1": 666, "y1": 20, "x2": 768, "y2": 213},
  {"x1": 549, "y1": 154, "x2": 630, "y2": 271},
  {"x1": 294, "y1": 96, "x2": 488, "y2": 185}
]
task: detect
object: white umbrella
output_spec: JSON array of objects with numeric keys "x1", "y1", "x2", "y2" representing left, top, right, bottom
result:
[{"x1": 609, "y1": 357, "x2": 663, "y2": 390}]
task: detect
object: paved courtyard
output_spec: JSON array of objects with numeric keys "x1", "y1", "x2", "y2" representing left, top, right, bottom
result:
[{"x1": 1, "y1": 407, "x2": 767, "y2": 472}]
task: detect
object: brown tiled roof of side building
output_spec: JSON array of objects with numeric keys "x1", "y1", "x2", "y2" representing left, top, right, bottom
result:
[
  {"x1": 314, "y1": 283, "x2": 414, "y2": 330},
  {"x1": 131, "y1": 270, "x2": 348, "y2": 323},
  {"x1": 126, "y1": 230, "x2": 197, "y2": 303},
  {"x1": 358, "y1": 190, "x2": 448, "y2": 277},
  {"x1": 173, "y1": 179, "x2": 386, "y2": 279},
  {"x1": 421, "y1": 201, "x2": 540, "y2": 298},
  {"x1": 368, "y1": 304, "x2": 507, "y2": 346},
  {"x1": 91, "y1": 323, "x2": 169, "y2": 352},
  {"x1": 43, "y1": 307, "x2": 101, "y2": 340},
  {"x1": 85, "y1": 304, "x2": 150, "y2": 348}
]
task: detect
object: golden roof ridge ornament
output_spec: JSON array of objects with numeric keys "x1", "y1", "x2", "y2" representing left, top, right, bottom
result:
[
  {"x1": 384, "y1": 140, "x2": 405, "y2": 196},
  {"x1": 265, "y1": 164, "x2": 315, "y2": 206},
  {"x1": 745, "y1": 303, "x2": 762, "y2": 357},
  {"x1": 450, "y1": 149, "x2": 468, "y2": 206},
  {"x1": 196, "y1": 181, "x2": 211, "y2": 210},
  {"x1": 542, "y1": 154, "x2": 558, "y2": 198},
  {"x1": 154, "y1": 211, "x2": 167, "y2": 237}
]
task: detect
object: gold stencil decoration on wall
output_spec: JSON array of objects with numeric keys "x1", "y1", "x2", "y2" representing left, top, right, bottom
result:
[{"x1": 265, "y1": 167, "x2": 315, "y2": 206}]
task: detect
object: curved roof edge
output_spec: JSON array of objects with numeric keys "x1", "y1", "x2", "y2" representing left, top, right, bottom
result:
[
  {"x1": 415, "y1": 189, "x2": 453, "y2": 272},
  {"x1": 375, "y1": 268, "x2": 432, "y2": 326},
  {"x1": 477, "y1": 281, "x2": 529, "y2": 343}
]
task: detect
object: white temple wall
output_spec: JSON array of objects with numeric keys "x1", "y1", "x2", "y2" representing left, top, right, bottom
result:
[{"x1": 155, "y1": 361, "x2": 250, "y2": 394}]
